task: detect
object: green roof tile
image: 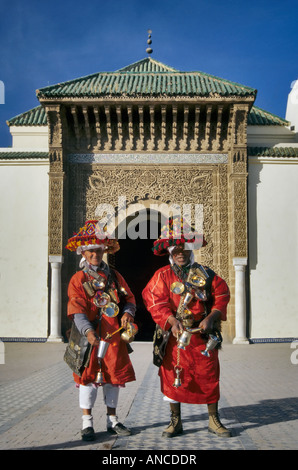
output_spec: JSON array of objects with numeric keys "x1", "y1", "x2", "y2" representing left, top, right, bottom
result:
[
  {"x1": 247, "y1": 106, "x2": 289, "y2": 126},
  {"x1": 36, "y1": 58, "x2": 257, "y2": 99},
  {"x1": 7, "y1": 105, "x2": 47, "y2": 126},
  {"x1": 0, "y1": 151, "x2": 48, "y2": 160},
  {"x1": 248, "y1": 147, "x2": 298, "y2": 157},
  {"x1": 7, "y1": 59, "x2": 290, "y2": 129},
  {"x1": 117, "y1": 57, "x2": 179, "y2": 72}
]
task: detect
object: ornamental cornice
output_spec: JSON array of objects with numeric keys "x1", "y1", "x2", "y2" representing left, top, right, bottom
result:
[{"x1": 39, "y1": 95, "x2": 255, "y2": 104}]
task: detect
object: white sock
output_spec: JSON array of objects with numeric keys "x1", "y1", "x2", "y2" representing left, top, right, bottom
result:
[
  {"x1": 107, "y1": 414, "x2": 119, "y2": 429},
  {"x1": 82, "y1": 414, "x2": 93, "y2": 430}
]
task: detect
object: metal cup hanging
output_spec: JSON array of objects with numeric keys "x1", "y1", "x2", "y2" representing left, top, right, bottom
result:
[
  {"x1": 201, "y1": 334, "x2": 221, "y2": 357},
  {"x1": 95, "y1": 340, "x2": 110, "y2": 384}
]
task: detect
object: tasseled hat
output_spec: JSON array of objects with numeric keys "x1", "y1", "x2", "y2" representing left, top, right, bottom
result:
[
  {"x1": 65, "y1": 219, "x2": 120, "y2": 254},
  {"x1": 152, "y1": 216, "x2": 207, "y2": 256}
]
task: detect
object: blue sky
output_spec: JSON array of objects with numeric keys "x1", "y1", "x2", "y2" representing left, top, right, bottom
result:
[{"x1": 0, "y1": 0, "x2": 297, "y2": 147}]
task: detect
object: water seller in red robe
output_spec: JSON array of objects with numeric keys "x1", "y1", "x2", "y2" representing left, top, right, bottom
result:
[
  {"x1": 65, "y1": 220, "x2": 136, "y2": 441},
  {"x1": 142, "y1": 217, "x2": 231, "y2": 438}
]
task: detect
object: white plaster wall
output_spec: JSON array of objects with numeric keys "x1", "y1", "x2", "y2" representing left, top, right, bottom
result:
[
  {"x1": 286, "y1": 80, "x2": 298, "y2": 131},
  {"x1": 247, "y1": 125, "x2": 297, "y2": 147},
  {"x1": 248, "y1": 158, "x2": 298, "y2": 339},
  {"x1": 0, "y1": 161, "x2": 49, "y2": 338},
  {"x1": 10, "y1": 126, "x2": 48, "y2": 149}
]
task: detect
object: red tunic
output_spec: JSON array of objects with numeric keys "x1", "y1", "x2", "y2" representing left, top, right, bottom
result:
[
  {"x1": 142, "y1": 265, "x2": 230, "y2": 404},
  {"x1": 67, "y1": 269, "x2": 136, "y2": 386}
]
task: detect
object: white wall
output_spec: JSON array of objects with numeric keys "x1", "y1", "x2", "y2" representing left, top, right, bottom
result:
[
  {"x1": 10, "y1": 126, "x2": 48, "y2": 149},
  {"x1": 247, "y1": 125, "x2": 297, "y2": 147},
  {"x1": 286, "y1": 80, "x2": 298, "y2": 131},
  {"x1": 248, "y1": 157, "x2": 298, "y2": 339},
  {"x1": 0, "y1": 160, "x2": 49, "y2": 338}
]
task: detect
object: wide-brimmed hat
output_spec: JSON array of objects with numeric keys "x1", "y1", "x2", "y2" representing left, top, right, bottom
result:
[
  {"x1": 152, "y1": 217, "x2": 207, "y2": 256},
  {"x1": 65, "y1": 219, "x2": 120, "y2": 254}
]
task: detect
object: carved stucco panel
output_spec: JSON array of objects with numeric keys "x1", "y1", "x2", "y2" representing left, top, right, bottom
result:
[
  {"x1": 49, "y1": 176, "x2": 64, "y2": 255},
  {"x1": 68, "y1": 164, "x2": 229, "y2": 281}
]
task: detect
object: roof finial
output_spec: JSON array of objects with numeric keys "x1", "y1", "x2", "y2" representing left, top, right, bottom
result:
[{"x1": 146, "y1": 29, "x2": 153, "y2": 55}]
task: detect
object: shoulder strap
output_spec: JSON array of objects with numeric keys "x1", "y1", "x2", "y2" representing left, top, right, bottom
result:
[{"x1": 201, "y1": 267, "x2": 216, "y2": 317}]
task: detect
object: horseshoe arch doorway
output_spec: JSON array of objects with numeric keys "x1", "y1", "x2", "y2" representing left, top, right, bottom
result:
[{"x1": 109, "y1": 208, "x2": 168, "y2": 341}]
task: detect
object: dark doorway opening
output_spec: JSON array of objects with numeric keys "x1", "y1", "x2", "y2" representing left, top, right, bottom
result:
[{"x1": 111, "y1": 214, "x2": 168, "y2": 341}]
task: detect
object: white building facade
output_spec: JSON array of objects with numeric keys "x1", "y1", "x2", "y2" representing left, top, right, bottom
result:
[{"x1": 0, "y1": 61, "x2": 297, "y2": 343}]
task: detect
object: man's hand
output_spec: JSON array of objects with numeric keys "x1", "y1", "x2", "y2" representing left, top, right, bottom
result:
[
  {"x1": 121, "y1": 312, "x2": 134, "y2": 329},
  {"x1": 86, "y1": 330, "x2": 100, "y2": 346},
  {"x1": 167, "y1": 315, "x2": 183, "y2": 338},
  {"x1": 199, "y1": 309, "x2": 221, "y2": 334}
]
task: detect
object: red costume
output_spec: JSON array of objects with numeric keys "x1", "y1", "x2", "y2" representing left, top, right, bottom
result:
[
  {"x1": 67, "y1": 268, "x2": 136, "y2": 386},
  {"x1": 142, "y1": 264, "x2": 230, "y2": 404}
]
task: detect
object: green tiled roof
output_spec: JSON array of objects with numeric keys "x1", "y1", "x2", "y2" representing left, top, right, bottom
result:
[
  {"x1": 36, "y1": 57, "x2": 257, "y2": 99},
  {"x1": 0, "y1": 151, "x2": 48, "y2": 160},
  {"x1": 117, "y1": 57, "x2": 179, "y2": 72},
  {"x1": 247, "y1": 106, "x2": 289, "y2": 126},
  {"x1": 7, "y1": 104, "x2": 288, "y2": 128},
  {"x1": 248, "y1": 147, "x2": 298, "y2": 158},
  {"x1": 7, "y1": 106, "x2": 47, "y2": 126}
]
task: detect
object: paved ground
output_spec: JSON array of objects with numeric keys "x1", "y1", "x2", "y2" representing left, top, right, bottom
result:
[{"x1": 0, "y1": 340, "x2": 298, "y2": 452}]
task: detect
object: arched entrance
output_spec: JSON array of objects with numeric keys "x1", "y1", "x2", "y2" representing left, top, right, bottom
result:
[{"x1": 110, "y1": 211, "x2": 168, "y2": 341}]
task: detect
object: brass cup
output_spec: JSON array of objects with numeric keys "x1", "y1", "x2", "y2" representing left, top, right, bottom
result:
[
  {"x1": 183, "y1": 292, "x2": 193, "y2": 305},
  {"x1": 121, "y1": 322, "x2": 138, "y2": 343},
  {"x1": 201, "y1": 334, "x2": 220, "y2": 357},
  {"x1": 177, "y1": 330, "x2": 192, "y2": 350}
]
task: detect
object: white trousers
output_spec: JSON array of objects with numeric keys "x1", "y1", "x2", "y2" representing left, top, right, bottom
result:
[
  {"x1": 79, "y1": 383, "x2": 120, "y2": 410},
  {"x1": 163, "y1": 395, "x2": 179, "y2": 404}
]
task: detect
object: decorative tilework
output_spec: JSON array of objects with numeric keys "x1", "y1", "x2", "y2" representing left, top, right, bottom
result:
[{"x1": 68, "y1": 153, "x2": 228, "y2": 165}]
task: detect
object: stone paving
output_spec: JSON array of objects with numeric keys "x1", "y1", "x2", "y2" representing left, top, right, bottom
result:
[{"x1": 0, "y1": 341, "x2": 298, "y2": 451}]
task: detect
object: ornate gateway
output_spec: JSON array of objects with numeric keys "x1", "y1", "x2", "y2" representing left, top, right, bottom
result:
[{"x1": 38, "y1": 57, "x2": 255, "y2": 341}]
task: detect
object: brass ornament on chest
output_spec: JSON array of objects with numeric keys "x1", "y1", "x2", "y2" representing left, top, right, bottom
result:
[
  {"x1": 93, "y1": 292, "x2": 110, "y2": 308},
  {"x1": 82, "y1": 281, "x2": 95, "y2": 297},
  {"x1": 170, "y1": 281, "x2": 185, "y2": 295},
  {"x1": 119, "y1": 286, "x2": 128, "y2": 296},
  {"x1": 180, "y1": 308, "x2": 194, "y2": 327},
  {"x1": 92, "y1": 279, "x2": 105, "y2": 290},
  {"x1": 189, "y1": 273, "x2": 206, "y2": 287},
  {"x1": 102, "y1": 302, "x2": 119, "y2": 317}
]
